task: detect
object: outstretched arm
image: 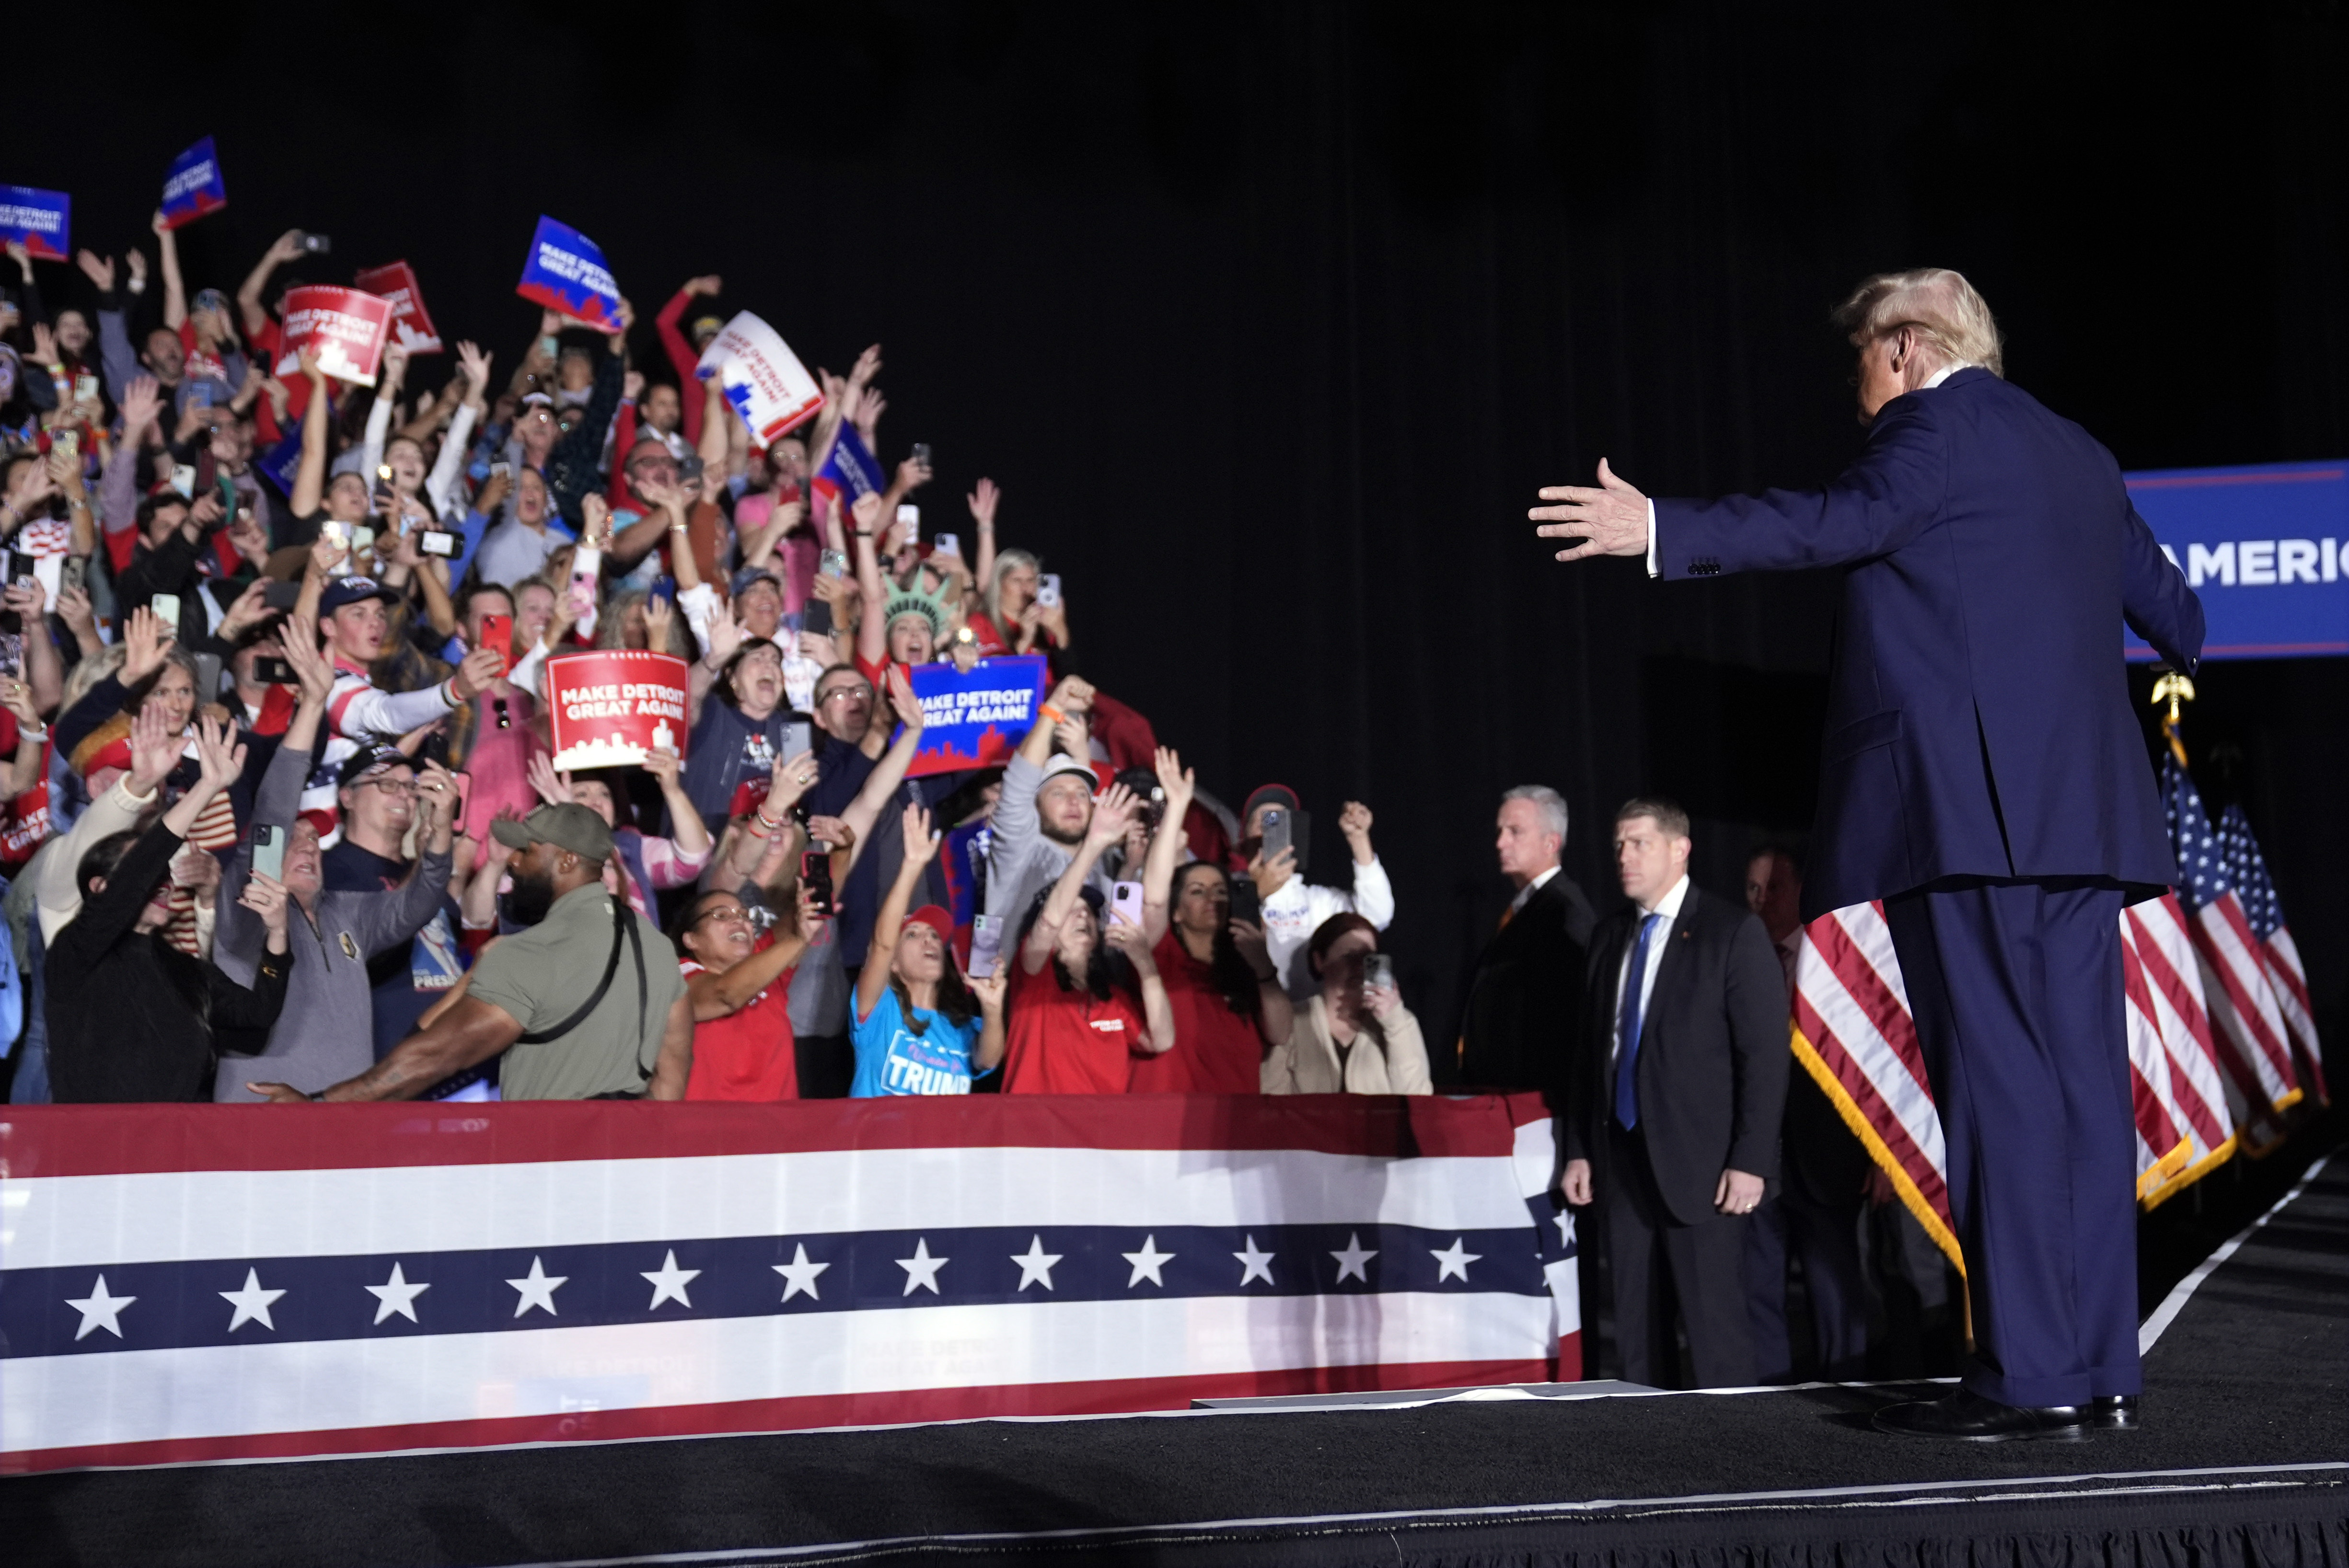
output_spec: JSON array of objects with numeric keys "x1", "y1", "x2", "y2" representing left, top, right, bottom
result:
[
  {"x1": 256, "y1": 996, "x2": 524, "y2": 1102},
  {"x1": 856, "y1": 799, "x2": 937, "y2": 1021}
]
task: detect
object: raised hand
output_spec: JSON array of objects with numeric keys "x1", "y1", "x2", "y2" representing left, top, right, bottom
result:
[
  {"x1": 56, "y1": 582, "x2": 95, "y2": 639},
  {"x1": 971, "y1": 968, "x2": 1008, "y2": 1014},
  {"x1": 847, "y1": 344, "x2": 882, "y2": 390},
  {"x1": 580, "y1": 491, "x2": 611, "y2": 546},
  {"x1": 895, "y1": 455, "x2": 930, "y2": 493},
  {"x1": 239, "y1": 870, "x2": 291, "y2": 940},
  {"x1": 899, "y1": 799, "x2": 938, "y2": 865},
  {"x1": 641, "y1": 594, "x2": 674, "y2": 653},
  {"x1": 192, "y1": 713, "x2": 246, "y2": 796},
  {"x1": 30, "y1": 322, "x2": 57, "y2": 366},
  {"x1": 1339, "y1": 801, "x2": 1374, "y2": 845},
  {"x1": 967, "y1": 477, "x2": 1000, "y2": 532},
  {"x1": 122, "y1": 606, "x2": 171, "y2": 685},
  {"x1": 281, "y1": 617, "x2": 335, "y2": 708},
  {"x1": 1045, "y1": 674, "x2": 1094, "y2": 715},
  {"x1": 686, "y1": 274, "x2": 723, "y2": 297},
  {"x1": 641, "y1": 745, "x2": 683, "y2": 790},
  {"x1": 1088, "y1": 782, "x2": 1138, "y2": 849},
  {"x1": 268, "y1": 229, "x2": 307, "y2": 265},
  {"x1": 414, "y1": 758, "x2": 459, "y2": 831},
  {"x1": 127, "y1": 702, "x2": 179, "y2": 795},
  {"x1": 378, "y1": 341, "x2": 410, "y2": 392},
  {"x1": 75, "y1": 250, "x2": 116, "y2": 292},
  {"x1": 1153, "y1": 745, "x2": 1196, "y2": 819},
  {"x1": 1531, "y1": 458, "x2": 1651, "y2": 562},
  {"x1": 885, "y1": 664, "x2": 922, "y2": 730},
  {"x1": 766, "y1": 749, "x2": 821, "y2": 813},
  {"x1": 451, "y1": 645, "x2": 505, "y2": 701},
  {"x1": 455, "y1": 340, "x2": 493, "y2": 396},
  {"x1": 701, "y1": 611, "x2": 742, "y2": 669},
  {"x1": 526, "y1": 752, "x2": 573, "y2": 807},
  {"x1": 1249, "y1": 844, "x2": 1298, "y2": 900},
  {"x1": 0, "y1": 672, "x2": 40, "y2": 729}
]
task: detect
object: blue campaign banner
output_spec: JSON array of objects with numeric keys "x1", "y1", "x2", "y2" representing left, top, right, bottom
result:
[
  {"x1": 159, "y1": 137, "x2": 226, "y2": 229},
  {"x1": 0, "y1": 186, "x2": 70, "y2": 261},
  {"x1": 2125, "y1": 460, "x2": 2349, "y2": 661},
  {"x1": 815, "y1": 424, "x2": 885, "y2": 504},
  {"x1": 514, "y1": 216, "x2": 621, "y2": 327},
  {"x1": 896, "y1": 655, "x2": 1050, "y2": 777}
]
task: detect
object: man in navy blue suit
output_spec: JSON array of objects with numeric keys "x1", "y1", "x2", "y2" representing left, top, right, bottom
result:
[{"x1": 1532, "y1": 269, "x2": 2203, "y2": 1441}]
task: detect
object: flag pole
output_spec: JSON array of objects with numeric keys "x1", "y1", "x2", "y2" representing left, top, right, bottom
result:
[{"x1": 2151, "y1": 671, "x2": 2196, "y2": 767}]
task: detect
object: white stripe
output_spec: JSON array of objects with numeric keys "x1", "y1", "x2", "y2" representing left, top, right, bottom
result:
[
  {"x1": 2139, "y1": 1153, "x2": 2332, "y2": 1355},
  {"x1": 2197, "y1": 897, "x2": 2292, "y2": 1100},
  {"x1": 2138, "y1": 898, "x2": 2236, "y2": 1137},
  {"x1": 1795, "y1": 914, "x2": 1946, "y2": 1171},
  {"x1": 1, "y1": 1291, "x2": 1554, "y2": 1456},
  {"x1": 1, "y1": 1146, "x2": 1535, "y2": 1271}
]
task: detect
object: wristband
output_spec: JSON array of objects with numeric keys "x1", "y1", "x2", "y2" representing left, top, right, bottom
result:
[
  {"x1": 744, "y1": 817, "x2": 770, "y2": 839},
  {"x1": 1039, "y1": 703, "x2": 1065, "y2": 725}
]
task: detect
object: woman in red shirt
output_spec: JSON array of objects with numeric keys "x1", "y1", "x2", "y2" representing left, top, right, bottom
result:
[
  {"x1": 671, "y1": 883, "x2": 824, "y2": 1101},
  {"x1": 1003, "y1": 780, "x2": 1172, "y2": 1094},
  {"x1": 1128, "y1": 748, "x2": 1292, "y2": 1093}
]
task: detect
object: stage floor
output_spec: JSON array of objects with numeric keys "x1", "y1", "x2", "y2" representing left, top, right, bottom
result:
[{"x1": 6, "y1": 1154, "x2": 2341, "y2": 1568}]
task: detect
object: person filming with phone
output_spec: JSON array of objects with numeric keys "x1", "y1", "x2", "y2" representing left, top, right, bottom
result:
[
  {"x1": 1260, "y1": 913, "x2": 1431, "y2": 1095},
  {"x1": 217, "y1": 631, "x2": 457, "y2": 1101},
  {"x1": 1234, "y1": 784, "x2": 1393, "y2": 999}
]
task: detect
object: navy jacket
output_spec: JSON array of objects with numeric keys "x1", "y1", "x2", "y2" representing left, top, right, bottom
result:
[{"x1": 1653, "y1": 369, "x2": 2204, "y2": 919}]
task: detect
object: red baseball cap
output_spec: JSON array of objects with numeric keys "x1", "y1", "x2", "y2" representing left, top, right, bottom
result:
[{"x1": 905, "y1": 904, "x2": 954, "y2": 946}]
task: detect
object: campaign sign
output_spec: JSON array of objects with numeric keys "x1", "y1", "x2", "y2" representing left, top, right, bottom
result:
[
  {"x1": 894, "y1": 655, "x2": 1049, "y2": 778},
  {"x1": 159, "y1": 137, "x2": 227, "y2": 229},
  {"x1": 546, "y1": 650, "x2": 690, "y2": 771},
  {"x1": 2124, "y1": 460, "x2": 2349, "y2": 661},
  {"x1": 273, "y1": 286, "x2": 393, "y2": 386},
  {"x1": 515, "y1": 215, "x2": 621, "y2": 326},
  {"x1": 812, "y1": 424, "x2": 885, "y2": 506},
  {"x1": 695, "y1": 311, "x2": 823, "y2": 444},
  {"x1": 0, "y1": 187, "x2": 70, "y2": 261},
  {"x1": 352, "y1": 261, "x2": 442, "y2": 355}
]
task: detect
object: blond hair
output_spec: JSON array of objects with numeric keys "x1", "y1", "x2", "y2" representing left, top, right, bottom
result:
[{"x1": 1832, "y1": 268, "x2": 2003, "y2": 378}]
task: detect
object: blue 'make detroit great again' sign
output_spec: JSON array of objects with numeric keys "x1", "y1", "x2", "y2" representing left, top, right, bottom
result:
[{"x1": 2125, "y1": 460, "x2": 2349, "y2": 662}]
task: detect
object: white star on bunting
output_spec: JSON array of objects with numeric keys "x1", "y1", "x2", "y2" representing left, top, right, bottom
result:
[
  {"x1": 65, "y1": 1274, "x2": 135, "y2": 1340},
  {"x1": 507, "y1": 1256, "x2": 567, "y2": 1318},
  {"x1": 641, "y1": 1249, "x2": 701, "y2": 1310},
  {"x1": 365, "y1": 1263, "x2": 431, "y2": 1325},
  {"x1": 1234, "y1": 1234, "x2": 1276, "y2": 1286},
  {"x1": 897, "y1": 1238, "x2": 949, "y2": 1296},
  {"x1": 220, "y1": 1267, "x2": 287, "y2": 1332},
  {"x1": 1010, "y1": 1235, "x2": 1063, "y2": 1291},
  {"x1": 1430, "y1": 1238, "x2": 1481, "y2": 1282},
  {"x1": 1122, "y1": 1234, "x2": 1175, "y2": 1288},
  {"x1": 773, "y1": 1244, "x2": 830, "y2": 1303},
  {"x1": 1329, "y1": 1233, "x2": 1377, "y2": 1284}
]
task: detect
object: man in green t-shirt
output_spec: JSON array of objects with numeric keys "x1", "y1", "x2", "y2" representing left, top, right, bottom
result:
[{"x1": 251, "y1": 803, "x2": 691, "y2": 1102}]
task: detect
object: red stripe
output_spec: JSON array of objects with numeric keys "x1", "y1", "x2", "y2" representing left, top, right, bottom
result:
[
  {"x1": 0, "y1": 1352, "x2": 1573, "y2": 1476},
  {"x1": 2186, "y1": 924, "x2": 2290, "y2": 1105},
  {"x1": 2127, "y1": 1060, "x2": 2179, "y2": 1160},
  {"x1": 2260, "y1": 943, "x2": 2329, "y2": 1101},
  {"x1": 1808, "y1": 913, "x2": 1932, "y2": 1097},
  {"x1": 2124, "y1": 911, "x2": 2228, "y2": 1149},
  {"x1": 1792, "y1": 991, "x2": 1949, "y2": 1215},
  {"x1": 2124, "y1": 467, "x2": 2344, "y2": 489},
  {"x1": 2203, "y1": 897, "x2": 2297, "y2": 1082},
  {"x1": 0, "y1": 1093, "x2": 1549, "y2": 1179}
]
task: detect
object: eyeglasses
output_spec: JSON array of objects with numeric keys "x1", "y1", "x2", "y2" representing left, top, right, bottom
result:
[
  {"x1": 693, "y1": 906, "x2": 750, "y2": 926},
  {"x1": 816, "y1": 686, "x2": 869, "y2": 705},
  {"x1": 359, "y1": 776, "x2": 419, "y2": 796}
]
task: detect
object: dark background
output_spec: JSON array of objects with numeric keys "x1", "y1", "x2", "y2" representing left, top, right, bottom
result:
[{"x1": 7, "y1": 1, "x2": 2343, "y2": 1062}]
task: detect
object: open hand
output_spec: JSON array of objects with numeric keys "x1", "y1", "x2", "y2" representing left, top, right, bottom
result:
[
  {"x1": 899, "y1": 799, "x2": 939, "y2": 865},
  {"x1": 1531, "y1": 458, "x2": 1650, "y2": 562}
]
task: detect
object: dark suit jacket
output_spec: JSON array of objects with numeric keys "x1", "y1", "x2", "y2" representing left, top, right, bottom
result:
[
  {"x1": 1569, "y1": 884, "x2": 1789, "y2": 1228},
  {"x1": 1455, "y1": 871, "x2": 1596, "y2": 1096},
  {"x1": 1652, "y1": 369, "x2": 2205, "y2": 920}
]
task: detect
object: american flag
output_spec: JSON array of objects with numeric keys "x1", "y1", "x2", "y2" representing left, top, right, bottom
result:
[
  {"x1": 2215, "y1": 804, "x2": 2328, "y2": 1107},
  {"x1": 2163, "y1": 758, "x2": 2301, "y2": 1133},
  {"x1": 2118, "y1": 893, "x2": 2236, "y2": 1206}
]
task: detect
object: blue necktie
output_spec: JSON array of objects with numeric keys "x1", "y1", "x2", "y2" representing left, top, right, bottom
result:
[{"x1": 1614, "y1": 913, "x2": 1662, "y2": 1130}]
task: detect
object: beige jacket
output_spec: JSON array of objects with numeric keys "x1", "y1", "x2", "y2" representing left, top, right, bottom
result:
[{"x1": 1262, "y1": 995, "x2": 1433, "y2": 1095}]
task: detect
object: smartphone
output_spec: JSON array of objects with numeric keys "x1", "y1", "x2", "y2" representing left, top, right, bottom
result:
[
  {"x1": 800, "y1": 596, "x2": 833, "y2": 638},
  {"x1": 420, "y1": 529, "x2": 457, "y2": 557},
  {"x1": 373, "y1": 463, "x2": 395, "y2": 502},
  {"x1": 933, "y1": 530, "x2": 960, "y2": 559},
  {"x1": 896, "y1": 502, "x2": 920, "y2": 545},
  {"x1": 1037, "y1": 572, "x2": 1062, "y2": 609},
  {"x1": 567, "y1": 546, "x2": 602, "y2": 615},
  {"x1": 1228, "y1": 877, "x2": 1261, "y2": 927},
  {"x1": 32, "y1": 553, "x2": 60, "y2": 613},
  {"x1": 1110, "y1": 880, "x2": 1146, "y2": 929},
  {"x1": 193, "y1": 652, "x2": 223, "y2": 701},
  {"x1": 297, "y1": 232, "x2": 332, "y2": 254},
  {"x1": 490, "y1": 459, "x2": 511, "y2": 479},
  {"x1": 60, "y1": 554, "x2": 87, "y2": 596},
  {"x1": 73, "y1": 372, "x2": 99, "y2": 404},
  {"x1": 188, "y1": 382, "x2": 213, "y2": 410},
  {"x1": 350, "y1": 524, "x2": 376, "y2": 560},
  {"x1": 477, "y1": 612, "x2": 512, "y2": 677},
  {"x1": 909, "y1": 442, "x2": 932, "y2": 470},
  {"x1": 680, "y1": 453, "x2": 705, "y2": 483},
  {"x1": 150, "y1": 593, "x2": 181, "y2": 629},
  {"x1": 1259, "y1": 806, "x2": 1290, "y2": 865},
  {"x1": 780, "y1": 718, "x2": 812, "y2": 760},
  {"x1": 800, "y1": 848, "x2": 834, "y2": 917},
  {"x1": 254, "y1": 656, "x2": 296, "y2": 685},
  {"x1": 251, "y1": 823, "x2": 286, "y2": 883},
  {"x1": 52, "y1": 427, "x2": 79, "y2": 462},
  {"x1": 262, "y1": 579, "x2": 303, "y2": 611},
  {"x1": 163, "y1": 463, "x2": 195, "y2": 500},
  {"x1": 1363, "y1": 953, "x2": 1395, "y2": 996},
  {"x1": 819, "y1": 548, "x2": 847, "y2": 578},
  {"x1": 967, "y1": 913, "x2": 1002, "y2": 979},
  {"x1": 450, "y1": 771, "x2": 473, "y2": 823},
  {"x1": 321, "y1": 518, "x2": 350, "y2": 554}
]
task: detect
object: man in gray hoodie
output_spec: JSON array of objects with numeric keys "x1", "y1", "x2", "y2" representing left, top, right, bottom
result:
[
  {"x1": 211, "y1": 631, "x2": 453, "y2": 1101},
  {"x1": 983, "y1": 674, "x2": 1113, "y2": 932}
]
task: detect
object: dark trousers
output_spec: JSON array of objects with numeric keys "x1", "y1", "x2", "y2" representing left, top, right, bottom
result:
[
  {"x1": 1604, "y1": 1122, "x2": 1758, "y2": 1389},
  {"x1": 1883, "y1": 878, "x2": 2136, "y2": 1408},
  {"x1": 1744, "y1": 1186, "x2": 1868, "y2": 1381},
  {"x1": 795, "y1": 1031, "x2": 855, "y2": 1099}
]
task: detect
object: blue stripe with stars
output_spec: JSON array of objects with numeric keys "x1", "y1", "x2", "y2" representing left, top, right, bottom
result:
[{"x1": 6, "y1": 1222, "x2": 1553, "y2": 1359}]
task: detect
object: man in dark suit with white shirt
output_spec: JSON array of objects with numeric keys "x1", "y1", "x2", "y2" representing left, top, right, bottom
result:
[
  {"x1": 1533, "y1": 268, "x2": 2203, "y2": 1438},
  {"x1": 1562, "y1": 798, "x2": 1788, "y2": 1389},
  {"x1": 1452, "y1": 785, "x2": 1597, "y2": 1096}
]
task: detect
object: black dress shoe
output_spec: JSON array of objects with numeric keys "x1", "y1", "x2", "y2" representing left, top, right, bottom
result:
[
  {"x1": 1873, "y1": 1387, "x2": 2088, "y2": 1441},
  {"x1": 2091, "y1": 1395, "x2": 2140, "y2": 1430}
]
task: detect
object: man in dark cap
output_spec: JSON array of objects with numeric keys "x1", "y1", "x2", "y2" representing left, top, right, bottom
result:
[{"x1": 250, "y1": 803, "x2": 691, "y2": 1102}]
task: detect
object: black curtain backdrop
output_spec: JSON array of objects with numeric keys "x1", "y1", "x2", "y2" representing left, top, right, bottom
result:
[{"x1": 9, "y1": 1, "x2": 2344, "y2": 1056}]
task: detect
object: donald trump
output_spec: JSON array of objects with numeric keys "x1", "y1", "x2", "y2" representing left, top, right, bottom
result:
[{"x1": 1533, "y1": 269, "x2": 2203, "y2": 1441}]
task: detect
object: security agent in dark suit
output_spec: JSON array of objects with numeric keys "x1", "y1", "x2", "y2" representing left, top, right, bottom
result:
[
  {"x1": 1533, "y1": 268, "x2": 2203, "y2": 1439},
  {"x1": 1452, "y1": 785, "x2": 1596, "y2": 1094},
  {"x1": 1562, "y1": 799, "x2": 1789, "y2": 1390},
  {"x1": 1742, "y1": 846, "x2": 1872, "y2": 1382}
]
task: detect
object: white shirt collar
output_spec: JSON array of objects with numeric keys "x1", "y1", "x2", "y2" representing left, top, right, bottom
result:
[
  {"x1": 1638, "y1": 872, "x2": 1691, "y2": 920},
  {"x1": 1508, "y1": 863, "x2": 1560, "y2": 913},
  {"x1": 1923, "y1": 361, "x2": 1978, "y2": 390}
]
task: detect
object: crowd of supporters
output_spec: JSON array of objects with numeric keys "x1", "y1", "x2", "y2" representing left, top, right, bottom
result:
[{"x1": 0, "y1": 220, "x2": 1416, "y2": 1107}]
